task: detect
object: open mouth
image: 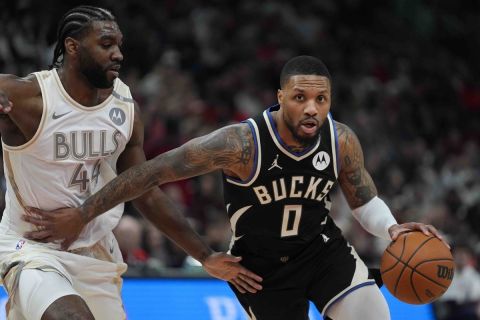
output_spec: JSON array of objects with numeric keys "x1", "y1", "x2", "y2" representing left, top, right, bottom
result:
[{"x1": 300, "y1": 120, "x2": 318, "y2": 134}]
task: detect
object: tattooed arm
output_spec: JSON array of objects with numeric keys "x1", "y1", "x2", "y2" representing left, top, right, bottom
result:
[
  {"x1": 24, "y1": 122, "x2": 263, "y2": 291},
  {"x1": 335, "y1": 121, "x2": 449, "y2": 244},
  {"x1": 80, "y1": 122, "x2": 254, "y2": 221},
  {"x1": 336, "y1": 121, "x2": 377, "y2": 208},
  {"x1": 23, "y1": 122, "x2": 254, "y2": 233}
]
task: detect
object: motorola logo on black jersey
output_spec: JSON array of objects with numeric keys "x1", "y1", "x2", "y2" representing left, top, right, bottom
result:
[{"x1": 312, "y1": 151, "x2": 330, "y2": 171}]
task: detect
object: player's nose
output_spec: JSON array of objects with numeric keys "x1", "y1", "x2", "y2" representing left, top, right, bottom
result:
[
  {"x1": 304, "y1": 100, "x2": 318, "y2": 117},
  {"x1": 112, "y1": 46, "x2": 123, "y2": 62}
]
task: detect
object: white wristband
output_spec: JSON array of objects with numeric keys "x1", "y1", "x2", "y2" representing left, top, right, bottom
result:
[{"x1": 351, "y1": 196, "x2": 397, "y2": 240}]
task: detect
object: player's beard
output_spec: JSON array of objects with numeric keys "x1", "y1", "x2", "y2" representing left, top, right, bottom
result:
[
  {"x1": 283, "y1": 113, "x2": 321, "y2": 148},
  {"x1": 78, "y1": 48, "x2": 114, "y2": 89}
]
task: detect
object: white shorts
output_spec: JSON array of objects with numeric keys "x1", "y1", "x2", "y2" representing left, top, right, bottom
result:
[{"x1": 0, "y1": 229, "x2": 127, "y2": 320}]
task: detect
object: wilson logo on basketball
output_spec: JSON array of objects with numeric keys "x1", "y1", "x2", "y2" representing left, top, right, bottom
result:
[{"x1": 437, "y1": 265, "x2": 454, "y2": 280}]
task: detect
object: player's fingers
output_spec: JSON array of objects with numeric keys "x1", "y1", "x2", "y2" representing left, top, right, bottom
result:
[
  {"x1": 441, "y1": 239, "x2": 451, "y2": 250},
  {"x1": 390, "y1": 227, "x2": 410, "y2": 240},
  {"x1": 222, "y1": 255, "x2": 242, "y2": 263},
  {"x1": 24, "y1": 230, "x2": 52, "y2": 241},
  {"x1": 426, "y1": 225, "x2": 442, "y2": 239},
  {"x1": 230, "y1": 279, "x2": 246, "y2": 294},
  {"x1": 418, "y1": 223, "x2": 432, "y2": 236},
  {"x1": 238, "y1": 268, "x2": 263, "y2": 283},
  {"x1": 22, "y1": 214, "x2": 49, "y2": 226},
  {"x1": 26, "y1": 207, "x2": 54, "y2": 219},
  {"x1": 238, "y1": 273, "x2": 262, "y2": 291},
  {"x1": 234, "y1": 275, "x2": 258, "y2": 293},
  {"x1": 426, "y1": 225, "x2": 451, "y2": 249}
]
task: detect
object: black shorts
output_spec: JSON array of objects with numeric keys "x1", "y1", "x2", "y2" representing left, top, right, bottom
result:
[{"x1": 229, "y1": 234, "x2": 376, "y2": 320}]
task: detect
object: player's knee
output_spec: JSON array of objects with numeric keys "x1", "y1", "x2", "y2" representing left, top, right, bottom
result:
[
  {"x1": 325, "y1": 285, "x2": 390, "y2": 320},
  {"x1": 41, "y1": 294, "x2": 94, "y2": 320}
]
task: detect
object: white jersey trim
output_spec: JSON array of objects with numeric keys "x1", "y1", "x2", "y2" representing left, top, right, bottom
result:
[
  {"x1": 3, "y1": 150, "x2": 27, "y2": 210},
  {"x1": 327, "y1": 113, "x2": 339, "y2": 178},
  {"x1": 52, "y1": 69, "x2": 119, "y2": 112},
  {"x1": 322, "y1": 245, "x2": 375, "y2": 315},
  {"x1": 227, "y1": 205, "x2": 252, "y2": 250},
  {"x1": 127, "y1": 99, "x2": 135, "y2": 141},
  {"x1": 111, "y1": 81, "x2": 136, "y2": 141},
  {"x1": 225, "y1": 119, "x2": 262, "y2": 187},
  {"x1": 263, "y1": 110, "x2": 320, "y2": 161}
]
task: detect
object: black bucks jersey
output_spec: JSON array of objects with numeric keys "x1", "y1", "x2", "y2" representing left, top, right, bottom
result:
[{"x1": 223, "y1": 105, "x2": 344, "y2": 261}]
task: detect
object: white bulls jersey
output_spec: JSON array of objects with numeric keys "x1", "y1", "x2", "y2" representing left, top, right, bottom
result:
[{"x1": 0, "y1": 69, "x2": 134, "y2": 250}]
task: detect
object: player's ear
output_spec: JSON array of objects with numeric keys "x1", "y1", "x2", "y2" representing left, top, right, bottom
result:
[
  {"x1": 277, "y1": 89, "x2": 284, "y2": 105},
  {"x1": 64, "y1": 37, "x2": 80, "y2": 56}
]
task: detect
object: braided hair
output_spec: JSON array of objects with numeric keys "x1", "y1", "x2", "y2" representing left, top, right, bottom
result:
[{"x1": 50, "y1": 5, "x2": 116, "y2": 69}]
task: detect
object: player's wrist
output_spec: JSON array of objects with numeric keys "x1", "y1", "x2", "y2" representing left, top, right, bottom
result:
[
  {"x1": 352, "y1": 196, "x2": 398, "y2": 240},
  {"x1": 387, "y1": 224, "x2": 399, "y2": 238},
  {"x1": 78, "y1": 204, "x2": 94, "y2": 224},
  {"x1": 198, "y1": 248, "x2": 215, "y2": 264}
]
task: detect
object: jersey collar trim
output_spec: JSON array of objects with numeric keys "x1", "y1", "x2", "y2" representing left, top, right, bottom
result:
[
  {"x1": 328, "y1": 113, "x2": 339, "y2": 178},
  {"x1": 53, "y1": 69, "x2": 119, "y2": 112},
  {"x1": 263, "y1": 106, "x2": 320, "y2": 161}
]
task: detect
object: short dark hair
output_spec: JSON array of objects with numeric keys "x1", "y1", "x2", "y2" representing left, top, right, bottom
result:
[
  {"x1": 280, "y1": 55, "x2": 331, "y2": 88},
  {"x1": 50, "y1": 5, "x2": 116, "y2": 69}
]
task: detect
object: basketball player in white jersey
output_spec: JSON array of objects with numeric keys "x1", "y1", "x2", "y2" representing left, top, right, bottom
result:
[
  {"x1": 21, "y1": 56, "x2": 450, "y2": 319},
  {"x1": 0, "y1": 5, "x2": 261, "y2": 320}
]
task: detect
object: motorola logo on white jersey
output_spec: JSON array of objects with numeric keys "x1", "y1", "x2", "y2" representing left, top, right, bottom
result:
[{"x1": 109, "y1": 108, "x2": 126, "y2": 125}]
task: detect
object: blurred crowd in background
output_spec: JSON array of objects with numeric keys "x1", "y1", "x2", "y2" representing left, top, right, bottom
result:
[{"x1": 1, "y1": 0, "x2": 479, "y2": 318}]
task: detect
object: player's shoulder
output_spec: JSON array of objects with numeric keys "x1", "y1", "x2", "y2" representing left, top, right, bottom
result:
[
  {"x1": 0, "y1": 73, "x2": 41, "y2": 99},
  {"x1": 112, "y1": 76, "x2": 129, "y2": 95},
  {"x1": 216, "y1": 122, "x2": 253, "y2": 142},
  {"x1": 224, "y1": 121, "x2": 251, "y2": 133},
  {"x1": 0, "y1": 73, "x2": 39, "y2": 88},
  {"x1": 334, "y1": 120, "x2": 358, "y2": 144},
  {"x1": 195, "y1": 122, "x2": 253, "y2": 152}
]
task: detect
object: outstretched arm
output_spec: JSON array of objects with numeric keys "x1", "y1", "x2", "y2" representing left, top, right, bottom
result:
[
  {"x1": 79, "y1": 122, "x2": 253, "y2": 222},
  {"x1": 23, "y1": 116, "x2": 261, "y2": 291},
  {"x1": 336, "y1": 121, "x2": 448, "y2": 245},
  {"x1": 23, "y1": 118, "x2": 252, "y2": 238}
]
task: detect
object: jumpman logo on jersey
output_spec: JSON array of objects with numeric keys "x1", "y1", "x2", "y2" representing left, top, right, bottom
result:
[
  {"x1": 322, "y1": 234, "x2": 330, "y2": 243},
  {"x1": 268, "y1": 154, "x2": 283, "y2": 171}
]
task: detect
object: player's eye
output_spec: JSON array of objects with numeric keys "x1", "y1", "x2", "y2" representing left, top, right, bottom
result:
[
  {"x1": 295, "y1": 95, "x2": 304, "y2": 101},
  {"x1": 318, "y1": 95, "x2": 326, "y2": 102}
]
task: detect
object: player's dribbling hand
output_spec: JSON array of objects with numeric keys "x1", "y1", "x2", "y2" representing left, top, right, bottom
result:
[
  {"x1": 22, "y1": 207, "x2": 86, "y2": 250},
  {"x1": 388, "y1": 222, "x2": 450, "y2": 249},
  {"x1": 202, "y1": 253, "x2": 263, "y2": 294},
  {"x1": 0, "y1": 90, "x2": 13, "y2": 113}
]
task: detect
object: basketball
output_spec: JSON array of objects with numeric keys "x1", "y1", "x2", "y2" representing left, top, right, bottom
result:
[{"x1": 380, "y1": 231, "x2": 454, "y2": 304}]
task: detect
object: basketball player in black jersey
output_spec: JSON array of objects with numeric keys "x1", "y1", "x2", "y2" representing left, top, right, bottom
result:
[{"x1": 23, "y1": 56, "x2": 448, "y2": 319}]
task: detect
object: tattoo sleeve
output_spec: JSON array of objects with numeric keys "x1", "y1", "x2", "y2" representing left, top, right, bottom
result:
[
  {"x1": 336, "y1": 122, "x2": 378, "y2": 209},
  {"x1": 80, "y1": 123, "x2": 253, "y2": 222}
]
